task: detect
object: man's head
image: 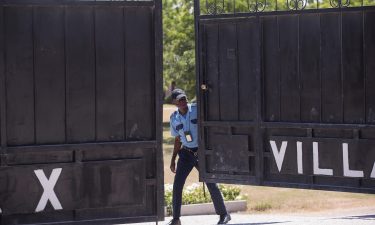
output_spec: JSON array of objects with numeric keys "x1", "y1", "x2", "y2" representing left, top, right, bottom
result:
[{"x1": 171, "y1": 88, "x2": 188, "y2": 110}]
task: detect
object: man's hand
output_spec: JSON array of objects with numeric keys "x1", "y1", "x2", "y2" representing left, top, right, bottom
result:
[{"x1": 170, "y1": 160, "x2": 176, "y2": 173}]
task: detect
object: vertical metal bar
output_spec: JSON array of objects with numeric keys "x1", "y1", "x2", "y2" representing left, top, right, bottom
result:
[
  {"x1": 256, "y1": 15, "x2": 263, "y2": 184},
  {"x1": 319, "y1": 13, "x2": 323, "y2": 123},
  {"x1": 298, "y1": 15, "x2": 301, "y2": 122},
  {"x1": 63, "y1": 6, "x2": 67, "y2": 143},
  {"x1": 93, "y1": 6, "x2": 97, "y2": 141},
  {"x1": 363, "y1": 10, "x2": 366, "y2": 123},
  {"x1": 199, "y1": 25, "x2": 205, "y2": 138},
  {"x1": 260, "y1": 16, "x2": 264, "y2": 124},
  {"x1": 235, "y1": 23, "x2": 240, "y2": 120},
  {"x1": 32, "y1": 6, "x2": 36, "y2": 144},
  {"x1": 0, "y1": 6, "x2": 6, "y2": 150},
  {"x1": 123, "y1": 6, "x2": 127, "y2": 139},
  {"x1": 203, "y1": 26, "x2": 208, "y2": 121},
  {"x1": 217, "y1": 24, "x2": 222, "y2": 121},
  {"x1": 340, "y1": 10, "x2": 344, "y2": 123},
  {"x1": 194, "y1": 0, "x2": 207, "y2": 187},
  {"x1": 277, "y1": 16, "x2": 281, "y2": 120},
  {"x1": 154, "y1": 0, "x2": 164, "y2": 220}
]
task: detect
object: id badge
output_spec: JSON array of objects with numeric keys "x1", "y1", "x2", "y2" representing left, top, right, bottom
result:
[{"x1": 185, "y1": 131, "x2": 193, "y2": 142}]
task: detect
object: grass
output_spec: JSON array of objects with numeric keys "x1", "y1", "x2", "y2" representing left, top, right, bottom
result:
[
  {"x1": 162, "y1": 104, "x2": 375, "y2": 214},
  {"x1": 252, "y1": 202, "x2": 272, "y2": 212}
]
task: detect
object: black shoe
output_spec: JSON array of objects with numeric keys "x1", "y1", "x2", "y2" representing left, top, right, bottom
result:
[
  {"x1": 217, "y1": 213, "x2": 231, "y2": 224},
  {"x1": 167, "y1": 218, "x2": 181, "y2": 225}
]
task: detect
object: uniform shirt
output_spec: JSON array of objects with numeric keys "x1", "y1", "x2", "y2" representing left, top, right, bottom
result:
[{"x1": 170, "y1": 103, "x2": 198, "y2": 148}]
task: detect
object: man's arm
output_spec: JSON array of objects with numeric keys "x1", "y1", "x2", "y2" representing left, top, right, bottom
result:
[{"x1": 170, "y1": 136, "x2": 182, "y2": 173}]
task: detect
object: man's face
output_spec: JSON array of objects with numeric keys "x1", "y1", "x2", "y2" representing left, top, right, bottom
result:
[{"x1": 174, "y1": 97, "x2": 188, "y2": 109}]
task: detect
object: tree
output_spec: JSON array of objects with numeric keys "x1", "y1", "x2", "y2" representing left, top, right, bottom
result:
[{"x1": 163, "y1": 0, "x2": 196, "y2": 100}]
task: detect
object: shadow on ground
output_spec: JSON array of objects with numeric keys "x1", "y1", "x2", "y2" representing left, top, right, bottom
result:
[
  {"x1": 224, "y1": 223, "x2": 287, "y2": 225},
  {"x1": 337, "y1": 214, "x2": 375, "y2": 221}
]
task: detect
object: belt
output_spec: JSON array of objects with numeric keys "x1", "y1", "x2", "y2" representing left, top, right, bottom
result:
[{"x1": 182, "y1": 146, "x2": 198, "y2": 156}]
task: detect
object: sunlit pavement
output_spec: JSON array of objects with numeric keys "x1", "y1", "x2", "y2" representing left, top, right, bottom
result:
[{"x1": 124, "y1": 210, "x2": 375, "y2": 225}]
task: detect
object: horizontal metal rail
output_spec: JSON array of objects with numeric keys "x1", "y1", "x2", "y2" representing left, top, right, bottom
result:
[
  {"x1": 198, "y1": 0, "x2": 375, "y2": 16},
  {"x1": 0, "y1": 0, "x2": 154, "y2": 6},
  {"x1": 198, "y1": 4, "x2": 375, "y2": 18},
  {"x1": 202, "y1": 120, "x2": 375, "y2": 130}
]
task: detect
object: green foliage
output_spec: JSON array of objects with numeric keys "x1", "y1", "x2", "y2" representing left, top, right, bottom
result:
[
  {"x1": 163, "y1": 0, "x2": 196, "y2": 99},
  {"x1": 218, "y1": 184, "x2": 242, "y2": 201},
  {"x1": 164, "y1": 183, "x2": 246, "y2": 216}
]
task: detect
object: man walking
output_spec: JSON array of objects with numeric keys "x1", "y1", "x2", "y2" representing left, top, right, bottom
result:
[{"x1": 167, "y1": 89, "x2": 231, "y2": 225}]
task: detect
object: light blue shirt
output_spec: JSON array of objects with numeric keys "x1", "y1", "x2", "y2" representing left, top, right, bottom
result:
[{"x1": 170, "y1": 103, "x2": 198, "y2": 148}]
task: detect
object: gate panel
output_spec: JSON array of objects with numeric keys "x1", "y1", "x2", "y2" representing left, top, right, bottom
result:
[
  {"x1": 0, "y1": 6, "x2": 3, "y2": 149},
  {"x1": 5, "y1": 7, "x2": 35, "y2": 146},
  {"x1": 203, "y1": 20, "x2": 259, "y2": 122},
  {"x1": 279, "y1": 15, "x2": 299, "y2": 122},
  {"x1": 204, "y1": 24, "x2": 220, "y2": 121},
  {"x1": 95, "y1": 6, "x2": 125, "y2": 142},
  {"x1": 321, "y1": 13, "x2": 342, "y2": 123},
  {"x1": 237, "y1": 19, "x2": 258, "y2": 121},
  {"x1": 299, "y1": 14, "x2": 320, "y2": 123},
  {"x1": 262, "y1": 16, "x2": 280, "y2": 122},
  {"x1": 34, "y1": 7, "x2": 66, "y2": 144},
  {"x1": 197, "y1": 3, "x2": 375, "y2": 193},
  {"x1": 66, "y1": 6, "x2": 96, "y2": 143},
  {"x1": 0, "y1": 0, "x2": 163, "y2": 224},
  {"x1": 342, "y1": 12, "x2": 365, "y2": 124},
  {"x1": 124, "y1": 7, "x2": 154, "y2": 140},
  {"x1": 218, "y1": 23, "x2": 238, "y2": 121},
  {"x1": 366, "y1": 11, "x2": 375, "y2": 123},
  {"x1": 264, "y1": 129, "x2": 375, "y2": 190},
  {"x1": 203, "y1": 126, "x2": 257, "y2": 182}
]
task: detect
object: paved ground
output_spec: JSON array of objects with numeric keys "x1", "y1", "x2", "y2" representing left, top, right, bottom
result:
[
  {"x1": 163, "y1": 106, "x2": 176, "y2": 123},
  {"x1": 125, "y1": 208, "x2": 375, "y2": 225}
]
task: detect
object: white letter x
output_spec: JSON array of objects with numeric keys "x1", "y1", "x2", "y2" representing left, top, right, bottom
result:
[{"x1": 34, "y1": 168, "x2": 63, "y2": 212}]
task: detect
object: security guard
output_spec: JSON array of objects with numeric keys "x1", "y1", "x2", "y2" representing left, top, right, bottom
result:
[{"x1": 168, "y1": 89, "x2": 231, "y2": 225}]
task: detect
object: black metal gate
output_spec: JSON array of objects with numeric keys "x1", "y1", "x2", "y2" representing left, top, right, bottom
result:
[
  {"x1": 0, "y1": 0, "x2": 163, "y2": 224},
  {"x1": 195, "y1": 0, "x2": 375, "y2": 193}
]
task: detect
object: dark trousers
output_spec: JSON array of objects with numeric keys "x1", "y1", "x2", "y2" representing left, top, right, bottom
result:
[{"x1": 172, "y1": 149, "x2": 227, "y2": 219}]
